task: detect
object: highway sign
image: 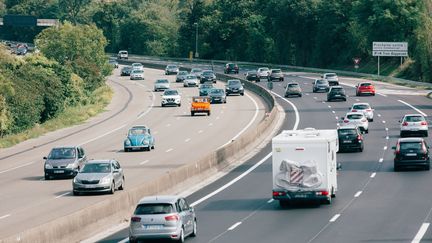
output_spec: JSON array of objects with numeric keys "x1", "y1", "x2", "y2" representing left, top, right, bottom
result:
[
  {"x1": 353, "y1": 58, "x2": 361, "y2": 64},
  {"x1": 372, "y1": 42, "x2": 408, "y2": 56},
  {"x1": 372, "y1": 50, "x2": 408, "y2": 57}
]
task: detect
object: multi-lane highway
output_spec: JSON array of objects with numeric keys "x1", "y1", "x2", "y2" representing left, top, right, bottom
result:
[
  {"x1": 100, "y1": 64, "x2": 432, "y2": 243},
  {"x1": 0, "y1": 66, "x2": 267, "y2": 240}
]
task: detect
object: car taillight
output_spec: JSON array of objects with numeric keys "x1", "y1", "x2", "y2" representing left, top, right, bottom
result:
[
  {"x1": 402, "y1": 122, "x2": 408, "y2": 126},
  {"x1": 273, "y1": 191, "x2": 286, "y2": 197},
  {"x1": 421, "y1": 121, "x2": 427, "y2": 126},
  {"x1": 131, "y1": 217, "x2": 141, "y2": 222},
  {"x1": 366, "y1": 109, "x2": 372, "y2": 112},
  {"x1": 395, "y1": 143, "x2": 400, "y2": 154},
  {"x1": 357, "y1": 135, "x2": 362, "y2": 140},
  {"x1": 165, "y1": 214, "x2": 179, "y2": 221},
  {"x1": 316, "y1": 190, "x2": 329, "y2": 196},
  {"x1": 343, "y1": 120, "x2": 349, "y2": 123},
  {"x1": 352, "y1": 109, "x2": 357, "y2": 112}
]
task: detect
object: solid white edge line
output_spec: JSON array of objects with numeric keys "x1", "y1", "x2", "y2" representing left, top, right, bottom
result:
[
  {"x1": 139, "y1": 160, "x2": 149, "y2": 165},
  {"x1": 0, "y1": 214, "x2": 11, "y2": 220},
  {"x1": 271, "y1": 91, "x2": 300, "y2": 130},
  {"x1": 166, "y1": 148, "x2": 173, "y2": 153},
  {"x1": 185, "y1": 138, "x2": 191, "y2": 142},
  {"x1": 55, "y1": 192, "x2": 71, "y2": 199},
  {"x1": 398, "y1": 100, "x2": 428, "y2": 117},
  {"x1": 412, "y1": 223, "x2": 430, "y2": 243},
  {"x1": 354, "y1": 191, "x2": 362, "y2": 198},
  {"x1": 371, "y1": 172, "x2": 377, "y2": 178},
  {"x1": 227, "y1": 222, "x2": 242, "y2": 231},
  {"x1": 329, "y1": 214, "x2": 341, "y2": 222}
]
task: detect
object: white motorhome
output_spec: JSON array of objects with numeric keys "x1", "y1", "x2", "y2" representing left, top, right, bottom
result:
[{"x1": 272, "y1": 128, "x2": 339, "y2": 206}]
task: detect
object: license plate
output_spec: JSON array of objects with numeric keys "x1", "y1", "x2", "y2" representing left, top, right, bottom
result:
[
  {"x1": 144, "y1": 225, "x2": 163, "y2": 229},
  {"x1": 343, "y1": 140, "x2": 352, "y2": 143},
  {"x1": 335, "y1": 94, "x2": 341, "y2": 97},
  {"x1": 406, "y1": 153, "x2": 417, "y2": 156},
  {"x1": 54, "y1": 170, "x2": 64, "y2": 174},
  {"x1": 294, "y1": 194, "x2": 308, "y2": 198}
]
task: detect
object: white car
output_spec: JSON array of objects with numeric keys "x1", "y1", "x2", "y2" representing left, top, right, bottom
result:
[
  {"x1": 132, "y1": 63, "x2": 144, "y2": 71},
  {"x1": 399, "y1": 114, "x2": 429, "y2": 137},
  {"x1": 350, "y1": 103, "x2": 374, "y2": 122},
  {"x1": 165, "y1": 64, "x2": 179, "y2": 75},
  {"x1": 257, "y1": 67, "x2": 270, "y2": 80},
  {"x1": 190, "y1": 68, "x2": 203, "y2": 78},
  {"x1": 154, "y1": 79, "x2": 170, "y2": 92},
  {"x1": 342, "y1": 112, "x2": 369, "y2": 133},
  {"x1": 322, "y1": 73, "x2": 339, "y2": 82},
  {"x1": 130, "y1": 69, "x2": 144, "y2": 80},
  {"x1": 183, "y1": 75, "x2": 199, "y2": 87},
  {"x1": 117, "y1": 50, "x2": 128, "y2": 59},
  {"x1": 161, "y1": 89, "x2": 181, "y2": 107}
]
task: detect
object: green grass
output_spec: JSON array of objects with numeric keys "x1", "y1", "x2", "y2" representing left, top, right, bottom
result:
[{"x1": 0, "y1": 85, "x2": 113, "y2": 148}]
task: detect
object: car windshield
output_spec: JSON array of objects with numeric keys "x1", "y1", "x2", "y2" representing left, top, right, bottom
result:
[
  {"x1": 191, "y1": 69, "x2": 201, "y2": 73},
  {"x1": 360, "y1": 83, "x2": 372, "y2": 87},
  {"x1": 48, "y1": 148, "x2": 76, "y2": 159},
  {"x1": 317, "y1": 80, "x2": 328, "y2": 84},
  {"x1": 400, "y1": 142, "x2": 423, "y2": 151},
  {"x1": 259, "y1": 68, "x2": 269, "y2": 71},
  {"x1": 123, "y1": 67, "x2": 131, "y2": 70},
  {"x1": 347, "y1": 114, "x2": 364, "y2": 120},
  {"x1": 338, "y1": 129, "x2": 357, "y2": 136},
  {"x1": 17, "y1": 47, "x2": 26, "y2": 51},
  {"x1": 201, "y1": 84, "x2": 213, "y2": 89},
  {"x1": 228, "y1": 63, "x2": 236, "y2": 67},
  {"x1": 134, "y1": 203, "x2": 174, "y2": 215},
  {"x1": 167, "y1": 65, "x2": 177, "y2": 68},
  {"x1": 272, "y1": 69, "x2": 281, "y2": 73},
  {"x1": 164, "y1": 90, "x2": 178, "y2": 96},
  {"x1": 132, "y1": 63, "x2": 142, "y2": 67},
  {"x1": 156, "y1": 79, "x2": 168, "y2": 83},
  {"x1": 405, "y1": 116, "x2": 425, "y2": 122},
  {"x1": 288, "y1": 83, "x2": 299, "y2": 88},
  {"x1": 228, "y1": 80, "x2": 240, "y2": 85},
  {"x1": 326, "y1": 73, "x2": 337, "y2": 77},
  {"x1": 132, "y1": 70, "x2": 143, "y2": 74},
  {"x1": 80, "y1": 163, "x2": 111, "y2": 173},
  {"x1": 186, "y1": 75, "x2": 196, "y2": 79},
  {"x1": 203, "y1": 71, "x2": 214, "y2": 75},
  {"x1": 129, "y1": 128, "x2": 148, "y2": 135},
  {"x1": 119, "y1": 51, "x2": 127, "y2": 54},
  {"x1": 353, "y1": 104, "x2": 370, "y2": 110},
  {"x1": 178, "y1": 71, "x2": 188, "y2": 75},
  {"x1": 211, "y1": 89, "x2": 223, "y2": 94}
]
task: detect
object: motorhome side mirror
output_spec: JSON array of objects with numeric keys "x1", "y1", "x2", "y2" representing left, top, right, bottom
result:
[
  {"x1": 337, "y1": 163, "x2": 342, "y2": 170},
  {"x1": 392, "y1": 146, "x2": 396, "y2": 150},
  {"x1": 43, "y1": 156, "x2": 47, "y2": 160}
]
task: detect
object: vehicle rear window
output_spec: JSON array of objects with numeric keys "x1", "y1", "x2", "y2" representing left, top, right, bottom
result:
[
  {"x1": 331, "y1": 88, "x2": 343, "y2": 92},
  {"x1": 338, "y1": 129, "x2": 357, "y2": 136},
  {"x1": 400, "y1": 142, "x2": 423, "y2": 151},
  {"x1": 164, "y1": 90, "x2": 178, "y2": 95},
  {"x1": 229, "y1": 80, "x2": 240, "y2": 85},
  {"x1": 353, "y1": 104, "x2": 369, "y2": 110},
  {"x1": 228, "y1": 64, "x2": 236, "y2": 67},
  {"x1": 135, "y1": 203, "x2": 174, "y2": 215},
  {"x1": 317, "y1": 80, "x2": 328, "y2": 84},
  {"x1": 326, "y1": 74, "x2": 336, "y2": 77},
  {"x1": 288, "y1": 84, "x2": 299, "y2": 87},
  {"x1": 360, "y1": 83, "x2": 372, "y2": 86},
  {"x1": 347, "y1": 114, "x2": 363, "y2": 119},
  {"x1": 157, "y1": 79, "x2": 168, "y2": 83},
  {"x1": 272, "y1": 69, "x2": 281, "y2": 73},
  {"x1": 405, "y1": 116, "x2": 425, "y2": 122}
]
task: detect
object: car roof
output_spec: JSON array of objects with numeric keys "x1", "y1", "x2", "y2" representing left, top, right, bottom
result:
[
  {"x1": 330, "y1": 85, "x2": 343, "y2": 88},
  {"x1": 404, "y1": 114, "x2": 424, "y2": 117},
  {"x1": 287, "y1": 82, "x2": 299, "y2": 85},
  {"x1": 52, "y1": 146, "x2": 77, "y2": 149},
  {"x1": 352, "y1": 102, "x2": 370, "y2": 106},
  {"x1": 324, "y1": 73, "x2": 337, "y2": 75},
  {"x1": 131, "y1": 125, "x2": 148, "y2": 129},
  {"x1": 398, "y1": 137, "x2": 425, "y2": 142},
  {"x1": 138, "y1": 195, "x2": 180, "y2": 204}
]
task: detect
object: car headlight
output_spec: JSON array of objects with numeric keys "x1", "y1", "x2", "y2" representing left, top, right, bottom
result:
[
  {"x1": 100, "y1": 177, "x2": 111, "y2": 184},
  {"x1": 73, "y1": 177, "x2": 81, "y2": 183},
  {"x1": 142, "y1": 140, "x2": 149, "y2": 145},
  {"x1": 45, "y1": 163, "x2": 52, "y2": 169},
  {"x1": 66, "y1": 163, "x2": 75, "y2": 169},
  {"x1": 125, "y1": 139, "x2": 131, "y2": 146},
  {"x1": 226, "y1": 87, "x2": 231, "y2": 90},
  {"x1": 239, "y1": 87, "x2": 244, "y2": 90}
]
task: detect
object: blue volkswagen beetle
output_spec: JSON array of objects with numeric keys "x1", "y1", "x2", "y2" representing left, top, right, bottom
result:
[{"x1": 124, "y1": 125, "x2": 155, "y2": 152}]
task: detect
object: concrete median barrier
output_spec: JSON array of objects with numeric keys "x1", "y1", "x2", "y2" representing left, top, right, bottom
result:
[{"x1": 1, "y1": 62, "x2": 281, "y2": 243}]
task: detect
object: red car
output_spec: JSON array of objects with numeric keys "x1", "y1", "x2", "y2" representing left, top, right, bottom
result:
[{"x1": 356, "y1": 82, "x2": 375, "y2": 96}]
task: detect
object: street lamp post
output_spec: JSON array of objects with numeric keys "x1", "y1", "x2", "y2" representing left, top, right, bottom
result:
[{"x1": 194, "y1": 22, "x2": 199, "y2": 58}]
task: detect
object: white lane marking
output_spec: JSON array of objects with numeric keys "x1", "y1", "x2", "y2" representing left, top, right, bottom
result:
[
  {"x1": 271, "y1": 91, "x2": 300, "y2": 131},
  {"x1": 313, "y1": 97, "x2": 317, "y2": 99},
  {"x1": 335, "y1": 116, "x2": 339, "y2": 120},
  {"x1": 55, "y1": 192, "x2": 71, "y2": 199},
  {"x1": 322, "y1": 101, "x2": 326, "y2": 104},
  {"x1": 412, "y1": 223, "x2": 430, "y2": 243},
  {"x1": 328, "y1": 105, "x2": 332, "y2": 108},
  {"x1": 227, "y1": 222, "x2": 242, "y2": 231},
  {"x1": 355, "y1": 99, "x2": 360, "y2": 102},
  {"x1": 377, "y1": 92, "x2": 387, "y2": 97},
  {"x1": 354, "y1": 191, "x2": 362, "y2": 198},
  {"x1": 384, "y1": 146, "x2": 388, "y2": 150},
  {"x1": 153, "y1": 131, "x2": 159, "y2": 134},
  {"x1": 379, "y1": 158, "x2": 384, "y2": 163},
  {"x1": 118, "y1": 238, "x2": 128, "y2": 243},
  {"x1": 337, "y1": 123, "x2": 340, "y2": 126},
  {"x1": 198, "y1": 130, "x2": 203, "y2": 134},
  {"x1": 166, "y1": 148, "x2": 173, "y2": 153},
  {"x1": 398, "y1": 100, "x2": 428, "y2": 117},
  {"x1": 386, "y1": 136, "x2": 389, "y2": 140},
  {"x1": 305, "y1": 93, "x2": 310, "y2": 96},
  {"x1": 378, "y1": 114, "x2": 381, "y2": 117},
  {"x1": 216, "y1": 116, "x2": 220, "y2": 120},
  {"x1": 0, "y1": 214, "x2": 11, "y2": 220},
  {"x1": 329, "y1": 214, "x2": 340, "y2": 222},
  {"x1": 0, "y1": 161, "x2": 36, "y2": 175},
  {"x1": 382, "y1": 120, "x2": 386, "y2": 124},
  {"x1": 139, "y1": 160, "x2": 149, "y2": 165},
  {"x1": 217, "y1": 93, "x2": 260, "y2": 149},
  {"x1": 183, "y1": 111, "x2": 187, "y2": 114},
  {"x1": 267, "y1": 199, "x2": 274, "y2": 204},
  {"x1": 185, "y1": 138, "x2": 191, "y2": 142},
  {"x1": 385, "y1": 127, "x2": 389, "y2": 131},
  {"x1": 209, "y1": 123, "x2": 213, "y2": 126},
  {"x1": 332, "y1": 111, "x2": 335, "y2": 114},
  {"x1": 371, "y1": 172, "x2": 377, "y2": 178}
]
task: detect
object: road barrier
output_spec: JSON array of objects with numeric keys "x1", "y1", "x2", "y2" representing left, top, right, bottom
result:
[{"x1": 1, "y1": 59, "x2": 282, "y2": 243}]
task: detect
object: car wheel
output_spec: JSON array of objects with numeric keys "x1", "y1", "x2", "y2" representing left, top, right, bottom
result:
[
  {"x1": 299, "y1": 94, "x2": 302, "y2": 97},
  {"x1": 207, "y1": 111, "x2": 211, "y2": 116},
  {"x1": 365, "y1": 129, "x2": 369, "y2": 134},
  {"x1": 424, "y1": 131, "x2": 429, "y2": 137},
  {"x1": 191, "y1": 219, "x2": 197, "y2": 237},
  {"x1": 394, "y1": 165, "x2": 400, "y2": 172},
  {"x1": 129, "y1": 237, "x2": 137, "y2": 243},
  {"x1": 191, "y1": 112, "x2": 194, "y2": 116},
  {"x1": 370, "y1": 118, "x2": 374, "y2": 122},
  {"x1": 279, "y1": 200, "x2": 289, "y2": 208},
  {"x1": 45, "y1": 175, "x2": 50, "y2": 180},
  {"x1": 178, "y1": 103, "x2": 181, "y2": 107},
  {"x1": 327, "y1": 99, "x2": 331, "y2": 102},
  {"x1": 109, "y1": 182, "x2": 115, "y2": 194},
  {"x1": 119, "y1": 177, "x2": 125, "y2": 190},
  {"x1": 73, "y1": 190, "x2": 79, "y2": 196},
  {"x1": 151, "y1": 144, "x2": 155, "y2": 149},
  {"x1": 359, "y1": 145, "x2": 364, "y2": 152},
  {"x1": 161, "y1": 104, "x2": 165, "y2": 107},
  {"x1": 323, "y1": 196, "x2": 331, "y2": 205},
  {"x1": 400, "y1": 132, "x2": 405, "y2": 138},
  {"x1": 178, "y1": 228, "x2": 185, "y2": 243},
  {"x1": 425, "y1": 163, "x2": 430, "y2": 171},
  {"x1": 372, "y1": 93, "x2": 375, "y2": 96},
  {"x1": 241, "y1": 93, "x2": 244, "y2": 96}
]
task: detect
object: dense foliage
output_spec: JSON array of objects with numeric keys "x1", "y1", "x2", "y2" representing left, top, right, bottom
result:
[{"x1": 1, "y1": 0, "x2": 431, "y2": 82}]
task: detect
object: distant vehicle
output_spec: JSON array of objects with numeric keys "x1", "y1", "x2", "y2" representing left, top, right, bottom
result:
[
  {"x1": 224, "y1": 63, "x2": 239, "y2": 74},
  {"x1": 121, "y1": 66, "x2": 132, "y2": 76},
  {"x1": 190, "y1": 68, "x2": 203, "y2": 78},
  {"x1": 313, "y1": 79, "x2": 330, "y2": 93},
  {"x1": 269, "y1": 69, "x2": 284, "y2": 82},
  {"x1": 130, "y1": 69, "x2": 144, "y2": 80},
  {"x1": 272, "y1": 128, "x2": 339, "y2": 206},
  {"x1": 225, "y1": 79, "x2": 244, "y2": 96},
  {"x1": 16, "y1": 45, "x2": 28, "y2": 55},
  {"x1": 124, "y1": 125, "x2": 155, "y2": 152},
  {"x1": 117, "y1": 50, "x2": 128, "y2": 59},
  {"x1": 209, "y1": 88, "x2": 227, "y2": 104},
  {"x1": 393, "y1": 137, "x2": 430, "y2": 171},
  {"x1": 183, "y1": 75, "x2": 199, "y2": 87},
  {"x1": 322, "y1": 73, "x2": 339, "y2": 86},
  {"x1": 356, "y1": 82, "x2": 376, "y2": 96},
  {"x1": 72, "y1": 159, "x2": 124, "y2": 195},
  {"x1": 199, "y1": 83, "x2": 214, "y2": 96},
  {"x1": 245, "y1": 71, "x2": 258, "y2": 82},
  {"x1": 44, "y1": 146, "x2": 87, "y2": 180},
  {"x1": 284, "y1": 82, "x2": 302, "y2": 97},
  {"x1": 399, "y1": 114, "x2": 428, "y2": 137},
  {"x1": 128, "y1": 195, "x2": 197, "y2": 243},
  {"x1": 109, "y1": 59, "x2": 119, "y2": 68},
  {"x1": 176, "y1": 71, "x2": 189, "y2": 83},
  {"x1": 165, "y1": 64, "x2": 179, "y2": 75},
  {"x1": 154, "y1": 79, "x2": 170, "y2": 91},
  {"x1": 191, "y1": 96, "x2": 211, "y2": 116},
  {"x1": 256, "y1": 67, "x2": 270, "y2": 81},
  {"x1": 131, "y1": 63, "x2": 144, "y2": 71},
  {"x1": 200, "y1": 70, "x2": 216, "y2": 83},
  {"x1": 327, "y1": 86, "x2": 346, "y2": 101},
  {"x1": 342, "y1": 112, "x2": 369, "y2": 133},
  {"x1": 350, "y1": 103, "x2": 374, "y2": 121},
  {"x1": 161, "y1": 89, "x2": 181, "y2": 107},
  {"x1": 338, "y1": 126, "x2": 364, "y2": 152}
]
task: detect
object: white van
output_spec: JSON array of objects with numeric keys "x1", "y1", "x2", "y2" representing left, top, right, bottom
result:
[
  {"x1": 117, "y1": 50, "x2": 128, "y2": 59},
  {"x1": 272, "y1": 128, "x2": 339, "y2": 206}
]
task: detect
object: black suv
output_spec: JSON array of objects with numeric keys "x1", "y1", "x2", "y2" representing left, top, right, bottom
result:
[
  {"x1": 327, "y1": 86, "x2": 346, "y2": 101},
  {"x1": 226, "y1": 79, "x2": 244, "y2": 96},
  {"x1": 338, "y1": 126, "x2": 364, "y2": 152},
  {"x1": 224, "y1": 63, "x2": 239, "y2": 74},
  {"x1": 393, "y1": 138, "x2": 430, "y2": 171},
  {"x1": 200, "y1": 70, "x2": 216, "y2": 83}
]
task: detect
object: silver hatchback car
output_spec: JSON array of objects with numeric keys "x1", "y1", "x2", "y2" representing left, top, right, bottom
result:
[
  {"x1": 400, "y1": 114, "x2": 429, "y2": 137},
  {"x1": 129, "y1": 195, "x2": 197, "y2": 243}
]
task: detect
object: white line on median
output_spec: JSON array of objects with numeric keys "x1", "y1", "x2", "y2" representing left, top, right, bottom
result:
[
  {"x1": 198, "y1": 130, "x2": 203, "y2": 134},
  {"x1": 166, "y1": 148, "x2": 173, "y2": 153},
  {"x1": 228, "y1": 222, "x2": 242, "y2": 231},
  {"x1": 384, "y1": 146, "x2": 388, "y2": 150},
  {"x1": 139, "y1": 160, "x2": 149, "y2": 165},
  {"x1": 377, "y1": 92, "x2": 387, "y2": 97},
  {"x1": 386, "y1": 136, "x2": 389, "y2": 140},
  {"x1": 378, "y1": 114, "x2": 381, "y2": 117},
  {"x1": 328, "y1": 105, "x2": 331, "y2": 108},
  {"x1": 379, "y1": 158, "x2": 384, "y2": 163},
  {"x1": 185, "y1": 138, "x2": 191, "y2": 142},
  {"x1": 371, "y1": 172, "x2": 377, "y2": 178},
  {"x1": 412, "y1": 223, "x2": 430, "y2": 243},
  {"x1": 332, "y1": 111, "x2": 335, "y2": 114},
  {"x1": 398, "y1": 100, "x2": 428, "y2": 117},
  {"x1": 354, "y1": 191, "x2": 362, "y2": 198},
  {"x1": 209, "y1": 123, "x2": 213, "y2": 126},
  {"x1": 329, "y1": 214, "x2": 340, "y2": 222},
  {"x1": 0, "y1": 214, "x2": 10, "y2": 220},
  {"x1": 55, "y1": 192, "x2": 71, "y2": 199}
]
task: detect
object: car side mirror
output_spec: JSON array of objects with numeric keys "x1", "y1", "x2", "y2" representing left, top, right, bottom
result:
[
  {"x1": 392, "y1": 146, "x2": 396, "y2": 150},
  {"x1": 43, "y1": 156, "x2": 47, "y2": 160},
  {"x1": 113, "y1": 169, "x2": 120, "y2": 173},
  {"x1": 337, "y1": 163, "x2": 342, "y2": 170}
]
